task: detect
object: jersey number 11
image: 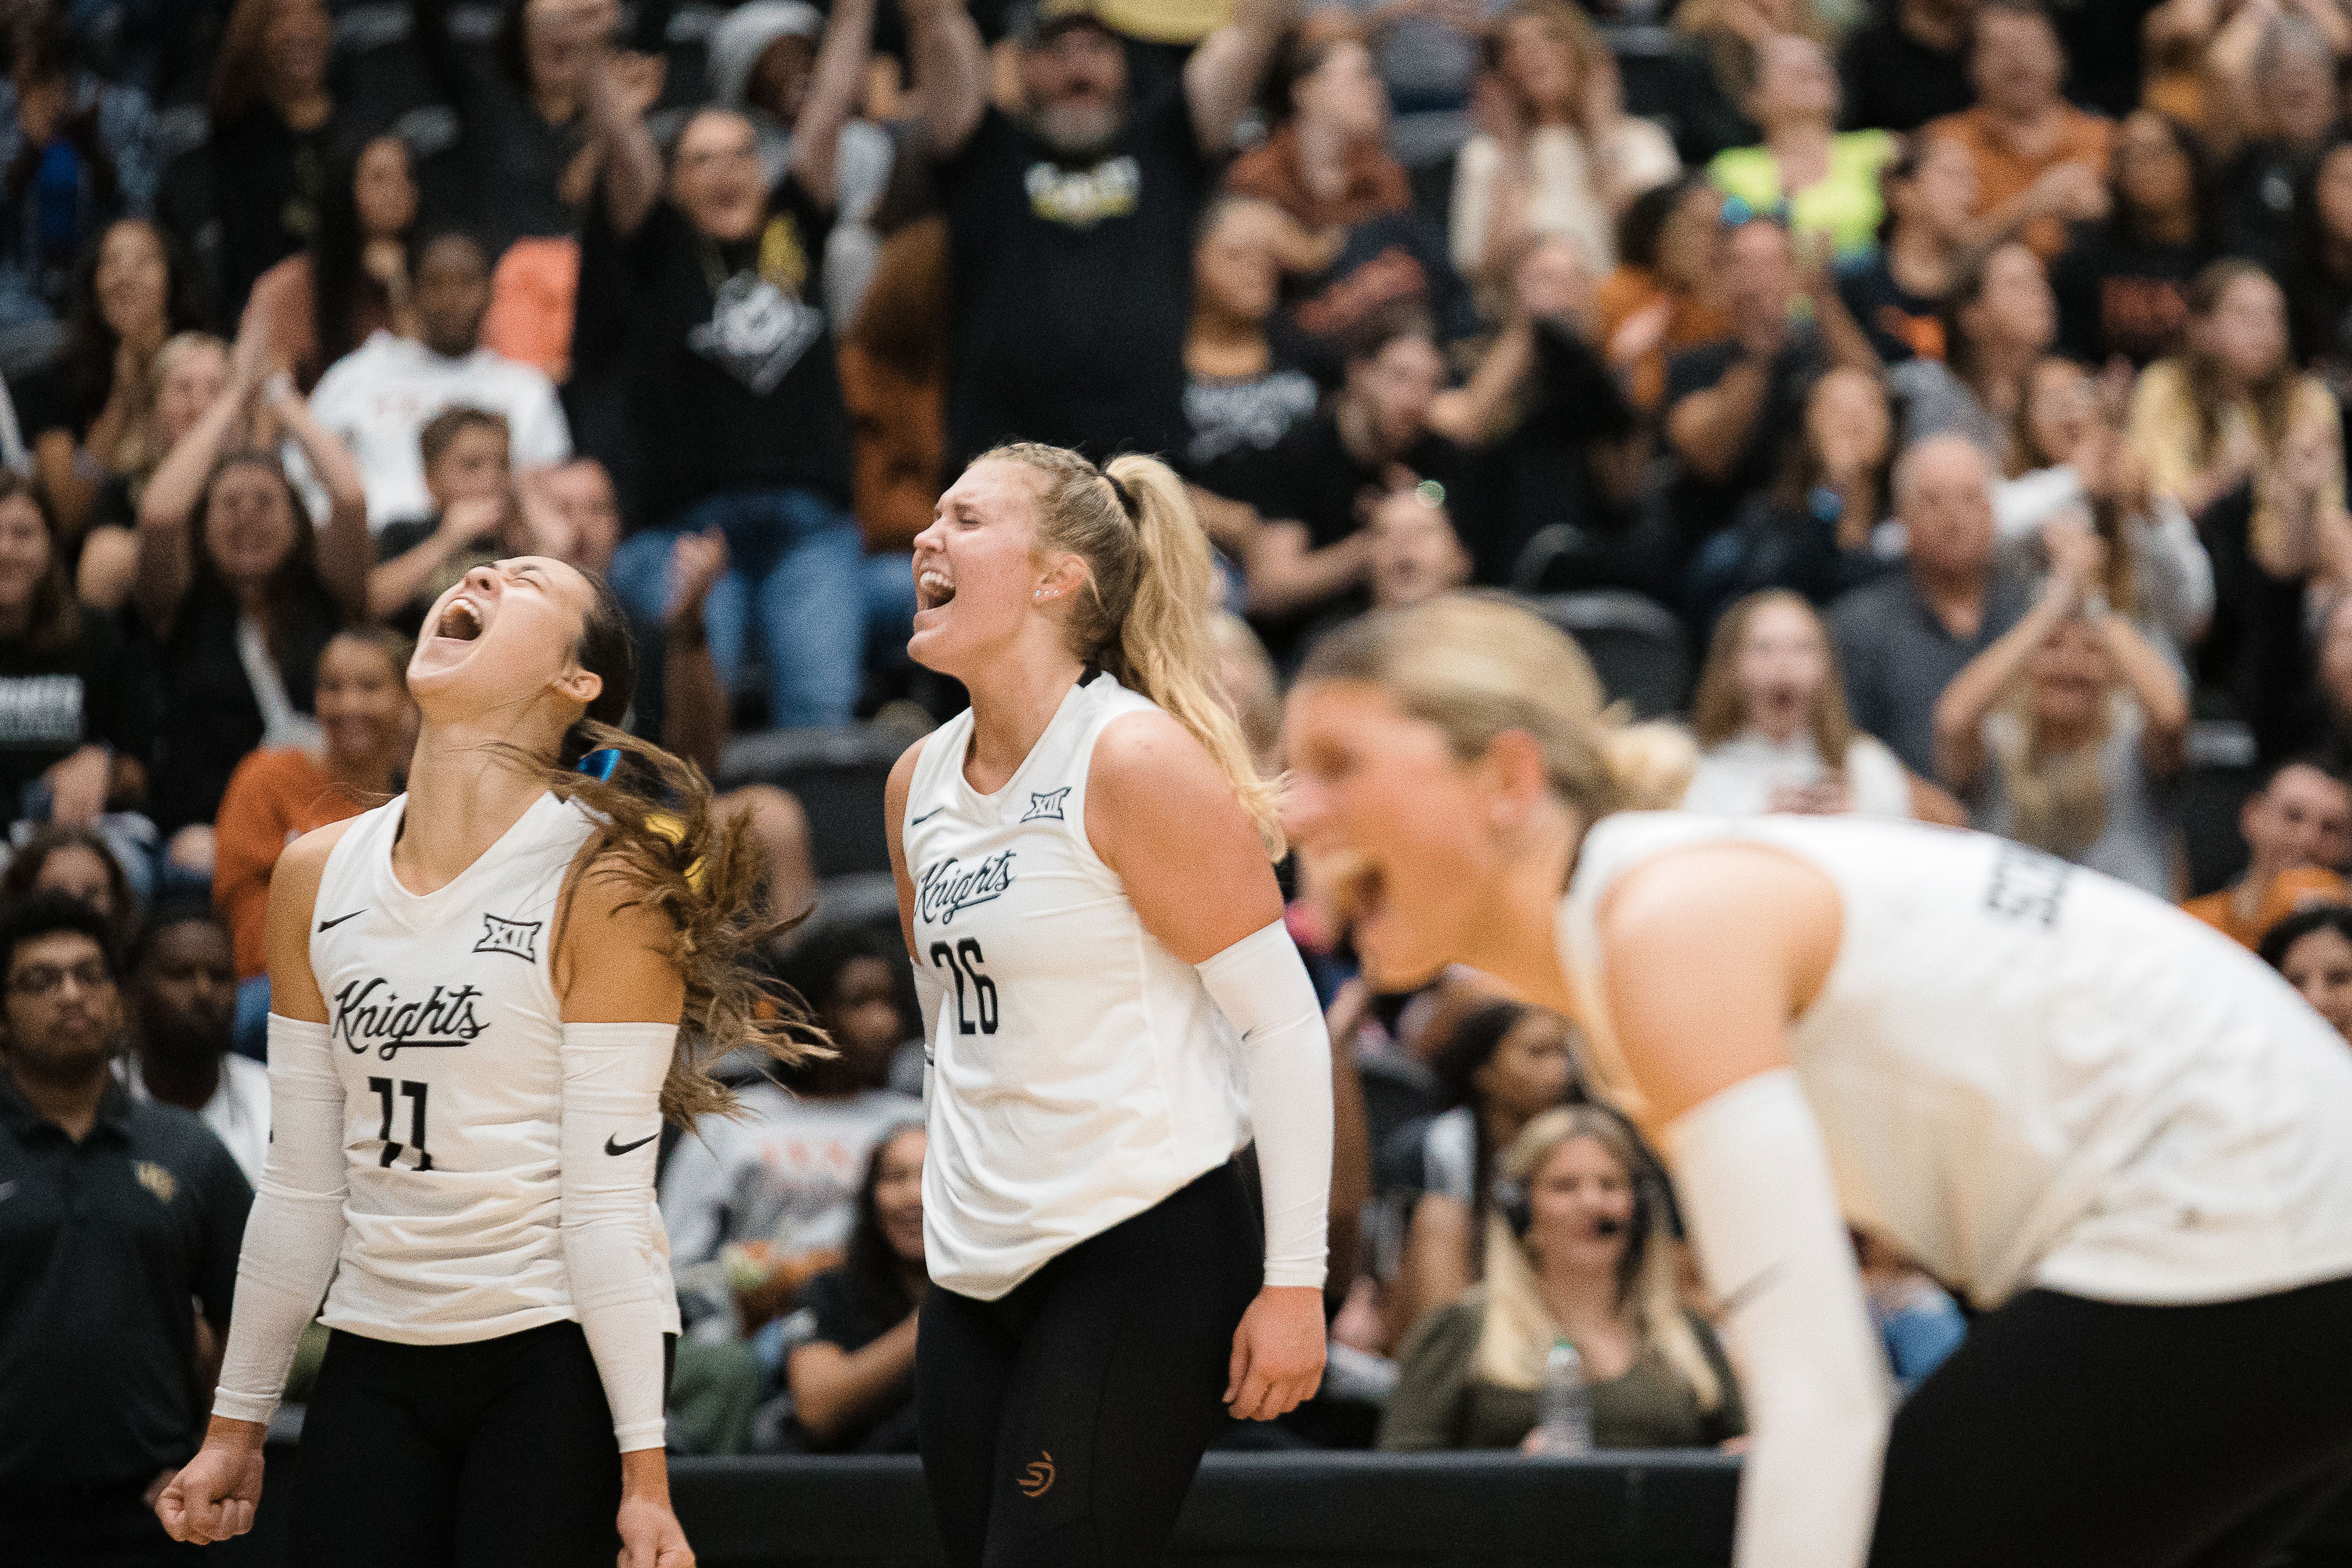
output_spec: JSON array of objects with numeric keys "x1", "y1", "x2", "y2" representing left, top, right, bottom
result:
[{"x1": 368, "y1": 1076, "x2": 434, "y2": 1170}]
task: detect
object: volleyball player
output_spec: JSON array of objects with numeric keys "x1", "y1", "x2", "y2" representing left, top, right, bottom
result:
[
  {"x1": 155, "y1": 557, "x2": 803, "y2": 1566},
  {"x1": 1280, "y1": 593, "x2": 2352, "y2": 1568},
  {"x1": 888, "y1": 444, "x2": 1333, "y2": 1567}
]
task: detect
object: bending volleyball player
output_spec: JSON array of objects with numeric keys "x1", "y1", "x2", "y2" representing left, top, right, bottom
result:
[
  {"x1": 157, "y1": 558, "x2": 805, "y2": 1566},
  {"x1": 889, "y1": 444, "x2": 1332, "y2": 1567},
  {"x1": 1282, "y1": 593, "x2": 2352, "y2": 1568}
]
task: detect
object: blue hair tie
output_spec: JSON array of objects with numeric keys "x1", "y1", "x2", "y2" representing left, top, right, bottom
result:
[{"x1": 576, "y1": 748, "x2": 622, "y2": 782}]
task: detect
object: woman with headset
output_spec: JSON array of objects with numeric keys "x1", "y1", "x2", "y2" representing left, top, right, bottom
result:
[{"x1": 1378, "y1": 1103, "x2": 1745, "y2": 1452}]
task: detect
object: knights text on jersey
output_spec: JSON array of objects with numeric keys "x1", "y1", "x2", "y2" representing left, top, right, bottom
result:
[
  {"x1": 906, "y1": 672, "x2": 1249, "y2": 1300},
  {"x1": 307, "y1": 792, "x2": 679, "y2": 1344}
]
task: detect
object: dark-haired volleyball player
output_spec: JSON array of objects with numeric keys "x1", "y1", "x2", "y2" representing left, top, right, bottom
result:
[
  {"x1": 888, "y1": 444, "x2": 1332, "y2": 1566},
  {"x1": 158, "y1": 556, "x2": 804, "y2": 1566},
  {"x1": 1282, "y1": 592, "x2": 2352, "y2": 1568}
]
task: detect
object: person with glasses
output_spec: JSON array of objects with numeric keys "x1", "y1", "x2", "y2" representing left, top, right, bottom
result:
[{"x1": 0, "y1": 891, "x2": 252, "y2": 1568}]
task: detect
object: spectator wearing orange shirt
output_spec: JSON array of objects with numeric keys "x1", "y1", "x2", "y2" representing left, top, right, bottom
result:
[
  {"x1": 210, "y1": 628, "x2": 412, "y2": 1053},
  {"x1": 1593, "y1": 173, "x2": 1729, "y2": 413},
  {"x1": 1922, "y1": 0, "x2": 2113, "y2": 263},
  {"x1": 2183, "y1": 757, "x2": 2352, "y2": 949}
]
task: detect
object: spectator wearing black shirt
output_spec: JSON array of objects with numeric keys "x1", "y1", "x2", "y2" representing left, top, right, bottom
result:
[
  {"x1": 2208, "y1": 12, "x2": 2340, "y2": 277},
  {"x1": 1838, "y1": 0, "x2": 1979, "y2": 135},
  {"x1": 786, "y1": 1120, "x2": 928, "y2": 1454},
  {"x1": 577, "y1": 0, "x2": 871, "y2": 730},
  {"x1": 0, "y1": 471, "x2": 149, "y2": 840},
  {"x1": 1838, "y1": 130, "x2": 1978, "y2": 364},
  {"x1": 2288, "y1": 134, "x2": 2352, "y2": 386},
  {"x1": 917, "y1": 0, "x2": 1296, "y2": 471},
  {"x1": 2051, "y1": 109, "x2": 2206, "y2": 369},
  {"x1": 1181, "y1": 195, "x2": 1320, "y2": 503},
  {"x1": 197, "y1": 0, "x2": 343, "y2": 318},
  {"x1": 129, "y1": 324, "x2": 366, "y2": 868},
  {"x1": 1663, "y1": 212, "x2": 1878, "y2": 562},
  {"x1": 238, "y1": 134, "x2": 420, "y2": 394},
  {"x1": 0, "y1": 892, "x2": 250, "y2": 1568}
]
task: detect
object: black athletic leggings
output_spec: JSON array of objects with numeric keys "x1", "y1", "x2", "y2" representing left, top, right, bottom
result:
[
  {"x1": 1870, "y1": 1275, "x2": 2352, "y2": 1567},
  {"x1": 916, "y1": 1160, "x2": 1262, "y2": 1568},
  {"x1": 290, "y1": 1321, "x2": 672, "y2": 1568}
]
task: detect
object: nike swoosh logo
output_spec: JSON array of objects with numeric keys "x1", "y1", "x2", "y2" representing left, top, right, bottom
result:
[
  {"x1": 604, "y1": 1131, "x2": 659, "y2": 1157},
  {"x1": 317, "y1": 910, "x2": 367, "y2": 932},
  {"x1": 910, "y1": 807, "x2": 945, "y2": 825}
]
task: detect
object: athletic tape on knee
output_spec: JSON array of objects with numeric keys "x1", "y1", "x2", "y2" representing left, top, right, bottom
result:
[
  {"x1": 1196, "y1": 920, "x2": 1331, "y2": 1290},
  {"x1": 1665, "y1": 1068, "x2": 1891, "y2": 1568}
]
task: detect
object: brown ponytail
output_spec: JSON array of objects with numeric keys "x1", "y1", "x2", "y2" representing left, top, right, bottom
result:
[
  {"x1": 530, "y1": 574, "x2": 823, "y2": 1128},
  {"x1": 983, "y1": 442, "x2": 1285, "y2": 858}
]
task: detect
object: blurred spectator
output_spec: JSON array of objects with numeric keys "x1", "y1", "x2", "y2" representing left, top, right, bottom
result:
[
  {"x1": 2261, "y1": 903, "x2": 2352, "y2": 1043},
  {"x1": 1663, "y1": 212, "x2": 1878, "y2": 556},
  {"x1": 2050, "y1": 109, "x2": 2206, "y2": 367},
  {"x1": 0, "y1": 469, "x2": 148, "y2": 846},
  {"x1": 2129, "y1": 259, "x2": 2343, "y2": 579},
  {"x1": 238, "y1": 135, "x2": 420, "y2": 393},
  {"x1": 366, "y1": 407, "x2": 520, "y2": 628},
  {"x1": 1709, "y1": 34, "x2": 1897, "y2": 262},
  {"x1": 1209, "y1": 608, "x2": 1281, "y2": 776},
  {"x1": 1923, "y1": 0, "x2": 2114, "y2": 264},
  {"x1": 1, "y1": 823, "x2": 136, "y2": 950},
  {"x1": 120, "y1": 902, "x2": 265, "y2": 1182},
  {"x1": 130, "y1": 327, "x2": 366, "y2": 869},
  {"x1": 1227, "y1": 24, "x2": 1476, "y2": 379},
  {"x1": 1831, "y1": 433, "x2": 2029, "y2": 777},
  {"x1": 1992, "y1": 358, "x2": 2213, "y2": 667},
  {"x1": 1593, "y1": 172, "x2": 1729, "y2": 412},
  {"x1": 2207, "y1": 10, "x2": 2341, "y2": 274},
  {"x1": 1934, "y1": 519, "x2": 2190, "y2": 896},
  {"x1": 2288, "y1": 133, "x2": 2352, "y2": 386},
  {"x1": 1447, "y1": 0, "x2": 1679, "y2": 293},
  {"x1": 1379, "y1": 1105, "x2": 1745, "y2": 1452},
  {"x1": 203, "y1": 0, "x2": 343, "y2": 316},
  {"x1": 1684, "y1": 363, "x2": 1890, "y2": 624},
  {"x1": 708, "y1": 0, "x2": 895, "y2": 330},
  {"x1": 76, "y1": 331, "x2": 230, "y2": 608},
  {"x1": 837, "y1": 215, "x2": 947, "y2": 554},
  {"x1": 1389, "y1": 998, "x2": 1578, "y2": 1351},
  {"x1": 20, "y1": 216, "x2": 206, "y2": 541},
  {"x1": 2184, "y1": 757, "x2": 2351, "y2": 948},
  {"x1": 0, "y1": 892, "x2": 248, "y2": 1567},
  {"x1": 309, "y1": 232, "x2": 570, "y2": 532},
  {"x1": 1181, "y1": 196, "x2": 1321, "y2": 501},
  {"x1": 1674, "y1": 0, "x2": 1830, "y2": 115},
  {"x1": 1838, "y1": 0, "x2": 1978, "y2": 136},
  {"x1": 211, "y1": 628, "x2": 408, "y2": 993},
  {"x1": 784, "y1": 1120, "x2": 927, "y2": 1454},
  {"x1": 1364, "y1": 483, "x2": 1470, "y2": 609},
  {"x1": 1856, "y1": 1230, "x2": 1968, "y2": 1391},
  {"x1": 924, "y1": 0, "x2": 1291, "y2": 469},
  {"x1": 1837, "y1": 130, "x2": 1978, "y2": 363},
  {"x1": 1684, "y1": 588, "x2": 1922, "y2": 818},
  {"x1": 1888, "y1": 236, "x2": 2053, "y2": 465},
  {"x1": 534, "y1": 453, "x2": 622, "y2": 575},
  {"x1": 576, "y1": 0, "x2": 871, "y2": 730},
  {"x1": 660, "y1": 919, "x2": 921, "y2": 1340},
  {"x1": 0, "y1": 2, "x2": 159, "y2": 331}
]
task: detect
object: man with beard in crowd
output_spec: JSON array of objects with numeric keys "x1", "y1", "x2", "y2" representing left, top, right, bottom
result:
[
  {"x1": 906, "y1": 0, "x2": 1298, "y2": 470},
  {"x1": 122, "y1": 905, "x2": 268, "y2": 1186}
]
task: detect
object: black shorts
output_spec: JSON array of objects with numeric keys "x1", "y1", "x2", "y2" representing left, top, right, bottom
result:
[
  {"x1": 916, "y1": 1160, "x2": 1263, "y2": 1568},
  {"x1": 1871, "y1": 1275, "x2": 2352, "y2": 1567},
  {"x1": 289, "y1": 1320, "x2": 670, "y2": 1568}
]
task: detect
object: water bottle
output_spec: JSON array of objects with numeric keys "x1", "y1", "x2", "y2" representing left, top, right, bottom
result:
[{"x1": 1533, "y1": 1339, "x2": 1593, "y2": 1455}]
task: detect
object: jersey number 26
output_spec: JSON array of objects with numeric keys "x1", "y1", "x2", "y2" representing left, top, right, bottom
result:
[{"x1": 929, "y1": 939, "x2": 999, "y2": 1035}]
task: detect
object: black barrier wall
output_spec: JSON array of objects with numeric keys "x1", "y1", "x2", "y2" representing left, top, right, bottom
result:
[{"x1": 205, "y1": 1428, "x2": 1741, "y2": 1568}]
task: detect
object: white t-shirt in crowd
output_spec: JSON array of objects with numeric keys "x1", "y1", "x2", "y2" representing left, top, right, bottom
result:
[
  {"x1": 121, "y1": 1050, "x2": 272, "y2": 1186},
  {"x1": 306, "y1": 331, "x2": 572, "y2": 530},
  {"x1": 1681, "y1": 728, "x2": 1914, "y2": 820},
  {"x1": 658, "y1": 1082, "x2": 924, "y2": 1266}
]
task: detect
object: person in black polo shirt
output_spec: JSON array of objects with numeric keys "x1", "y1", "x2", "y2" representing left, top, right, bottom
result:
[
  {"x1": 0, "y1": 893, "x2": 251, "y2": 1568},
  {"x1": 573, "y1": 0, "x2": 872, "y2": 730},
  {"x1": 905, "y1": 0, "x2": 1297, "y2": 471}
]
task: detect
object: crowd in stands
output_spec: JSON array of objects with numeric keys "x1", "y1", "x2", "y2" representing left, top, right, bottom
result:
[{"x1": 22, "y1": 0, "x2": 2352, "y2": 1546}]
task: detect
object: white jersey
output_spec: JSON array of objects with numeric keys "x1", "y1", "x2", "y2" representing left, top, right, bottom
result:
[
  {"x1": 1562, "y1": 812, "x2": 2352, "y2": 1308},
  {"x1": 906, "y1": 672, "x2": 1250, "y2": 1300},
  {"x1": 308, "y1": 792, "x2": 679, "y2": 1344}
]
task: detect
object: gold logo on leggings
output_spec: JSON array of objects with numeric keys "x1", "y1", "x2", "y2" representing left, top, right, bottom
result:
[{"x1": 1019, "y1": 1452, "x2": 1055, "y2": 1498}]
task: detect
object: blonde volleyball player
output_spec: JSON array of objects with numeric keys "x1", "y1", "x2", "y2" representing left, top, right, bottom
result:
[
  {"x1": 157, "y1": 558, "x2": 805, "y2": 1566},
  {"x1": 1281, "y1": 593, "x2": 2352, "y2": 1568},
  {"x1": 889, "y1": 445, "x2": 1332, "y2": 1567}
]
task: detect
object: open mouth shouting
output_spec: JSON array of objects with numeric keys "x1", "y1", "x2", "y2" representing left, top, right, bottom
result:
[
  {"x1": 916, "y1": 566, "x2": 957, "y2": 614},
  {"x1": 435, "y1": 594, "x2": 486, "y2": 644}
]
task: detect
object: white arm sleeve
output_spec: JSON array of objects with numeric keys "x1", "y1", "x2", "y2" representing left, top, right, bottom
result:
[
  {"x1": 213, "y1": 1015, "x2": 348, "y2": 1425},
  {"x1": 1665, "y1": 1068, "x2": 1892, "y2": 1568},
  {"x1": 558, "y1": 1021, "x2": 676, "y2": 1452},
  {"x1": 1196, "y1": 920, "x2": 1331, "y2": 1290}
]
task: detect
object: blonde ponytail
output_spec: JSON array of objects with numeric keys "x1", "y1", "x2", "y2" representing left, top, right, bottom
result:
[{"x1": 983, "y1": 443, "x2": 1284, "y2": 858}]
